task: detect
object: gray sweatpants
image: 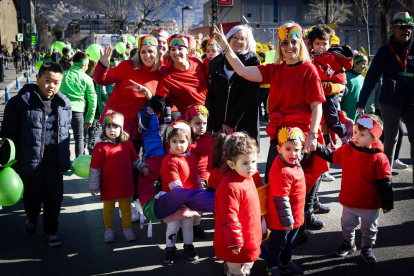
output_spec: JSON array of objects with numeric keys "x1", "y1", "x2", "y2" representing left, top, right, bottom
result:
[
  {"x1": 341, "y1": 206, "x2": 379, "y2": 248},
  {"x1": 380, "y1": 103, "x2": 414, "y2": 181}
]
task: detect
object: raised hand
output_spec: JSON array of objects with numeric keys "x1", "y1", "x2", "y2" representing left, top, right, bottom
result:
[
  {"x1": 100, "y1": 46, "x2": 112, "y2": 67},
  {"x1": 213, "y1": 24, "x2": 228, "y2": 50},
  {"x1": 126, "y1": 79, "x2": 152, "y2": 100}
]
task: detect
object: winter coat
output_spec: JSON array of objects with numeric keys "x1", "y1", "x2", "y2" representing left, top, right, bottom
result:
[
  {"x1": 0, "y1": 84, "x2": 72, "y2": 177},
  {"x1": 206, "y1": 52, "x2": 260, "y2": 140},
  {"x1": 139, "y1": 104, "x2": 165, "y2": 159},
  {"x1": 357, "y1": 36, "x2": 414, "y2": 108},
  {"x1": 214, "y1": 170, "x2": 262, "y2": 263}
]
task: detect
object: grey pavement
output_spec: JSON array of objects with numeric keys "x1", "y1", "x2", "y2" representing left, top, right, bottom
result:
[
  {"x1": 0, "y1": 62, "x2": 30, "y2": 99},
  {"x1": 0, "y1": 74, "x2": 413, "y2": 275}
]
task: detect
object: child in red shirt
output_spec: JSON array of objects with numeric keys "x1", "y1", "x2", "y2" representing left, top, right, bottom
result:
[
  {"x1": 160, "y1": 121, "x2": 202, "y2": 264},
  {"x1": 313, "y1": 114, "x2": 393, "y2": 263},
  {"x1": 207, "y1": 131, "x2": 262, "y2": 193},
  {"x1": 89, "y1": 111, "x2": 147, "y2": 243},
  {"x1": 186, "y1": 105, "x2": 215, "y2": 239},
  {"x1": 214, "y1": 133, "x2": 262, "y2": 276},
  {"x1": 202, "y1": 37, "x2": 220, "y2": 77},
  {"x1": 266, "y1": 127, "x2": 306, "y2": 276}
]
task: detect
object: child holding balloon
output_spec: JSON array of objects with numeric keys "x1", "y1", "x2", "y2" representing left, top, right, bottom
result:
[
  {"x1": 89, "y1": 110, "x2": 148, "y2": 243},
  {"x1": 0, "y1": 62, "x2": 72, "y2": 247}
]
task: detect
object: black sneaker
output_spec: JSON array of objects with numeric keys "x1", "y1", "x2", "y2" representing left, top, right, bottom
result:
[
  {"x1": 360, "y1": 247, "x2": 376, "y2": 263},
  {"x1": 164, "y1": 246, "x2": 176, "y2": 264},
  {"x1": 279, "y1": 261, "x2": 304, "y2": 275},
  {"x1": 44, "y1": 233, "x2": 62, "y2": 247},
  {"x1": 24, "y1": 219, "x2": 37, "y2": 237},
  {"x1": 305, "y1": 214, "x2": 325, "y2": 230},
  {"x1": 193, "y1": 225, "x2": 208, "y2": 239},
  {"x1": 183, "y1": 244, "x2": 199, "y2": 261},
  {"x1": 313, "y1": 202, "x2": 331, "y2": 214},
  {"x1": 334, "y1": 240, "x2": 356, "y2": 257}
]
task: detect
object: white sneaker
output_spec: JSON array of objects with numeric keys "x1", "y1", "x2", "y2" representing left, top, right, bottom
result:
[
  {"x1": 104, "y1": 228, "x2": 115, "y2": 243},
  {"x1": 119, "y1": 205, "x2": 140, "y2": 222},
  {"x1": 123, "y1": 227, "x2": 136, "y2": 242},
  {"x1": 321, "y1": 172, "x2": 335, "y2": 182},
  {"x1": 392, "y1": 159, "x2": 409, "y2": 170}
]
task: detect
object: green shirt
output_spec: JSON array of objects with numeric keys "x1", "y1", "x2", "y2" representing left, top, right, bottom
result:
[{"x1": 60, "y1": 66, "x2": 97, "y2": 123}]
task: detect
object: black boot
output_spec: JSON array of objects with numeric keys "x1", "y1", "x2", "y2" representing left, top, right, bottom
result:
[
  {"x1": 305, "y1": 213, "x2": 325, "y2": 230},
  {"x1": 164, "y1": 246, "x2": 176, "y2": 264}
]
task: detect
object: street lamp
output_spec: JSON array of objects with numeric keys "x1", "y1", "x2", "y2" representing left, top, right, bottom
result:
[{"x1": 182, "y1": 6, "x2": 193, "y2": 32}]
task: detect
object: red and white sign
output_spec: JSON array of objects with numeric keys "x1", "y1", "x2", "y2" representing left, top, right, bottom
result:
[{"x1": 218, "y1": 0, "x2": 233, "y2": 7}]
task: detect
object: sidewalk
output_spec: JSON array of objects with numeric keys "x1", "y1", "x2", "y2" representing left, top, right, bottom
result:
[{"x1": 0, "y1": 63, "x2": 29, "y2": 100}]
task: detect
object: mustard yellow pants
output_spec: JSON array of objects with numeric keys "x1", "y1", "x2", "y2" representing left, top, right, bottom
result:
[{"x1": 103, "y1": 197, "x2": 131, "y2": 230}]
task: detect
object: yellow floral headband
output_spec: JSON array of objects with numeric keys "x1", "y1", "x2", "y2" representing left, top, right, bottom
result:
[
  {"x1": 278, "y1": 127, "x2": 305, "y2": 145},
  {"x1": 277, "y1": 25, "x2": 303, "y2": 41}
]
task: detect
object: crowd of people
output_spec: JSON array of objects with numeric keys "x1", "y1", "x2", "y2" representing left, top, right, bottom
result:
[{"x1": 2, "y1": 10, "x2": 414, "y2": 276}]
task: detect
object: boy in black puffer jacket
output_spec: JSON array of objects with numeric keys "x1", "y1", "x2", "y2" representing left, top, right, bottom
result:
[{"x1": 0, "y1": 62, "x2": 72, "y2": 247}]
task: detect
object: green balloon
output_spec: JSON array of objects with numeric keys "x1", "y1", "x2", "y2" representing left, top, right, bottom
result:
[
  {"x1": 35, "y1": 61, "x2": 43, "y2": 71},
  {"x1": 116, "y1": 42, "x2": 127, "y2": 54},
  {"x1": 0, "y1": 168, "x2": 24, "y2": 206},
  {"x1": 265, "y1": 50, "x2": 276, "y2": 64},
  {"x1": 53, "y1": 41, "x2": 67, "y2": 53},
  {"x1": 127, "y1": 35, "x2": 135, "y2": 45},
  {"x1": 71, "y1": 155, "x2": 92, "y2": 178},
  {"x1": 86, "y1": 44, "x2": 103, "y2": 62}
]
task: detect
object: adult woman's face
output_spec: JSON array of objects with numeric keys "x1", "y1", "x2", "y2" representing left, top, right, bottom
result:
[
  {"x1": 157, "y1": 37, "x2": 168, "y2": 56},
  {"x1": 229, "y1": 29, "x2": 248, "y2": 54},
  {"x1": 140, "y1": 44, "x2": 157, "y2": 67},
  {"x1": 170, "y1": 45, "x2": 188, "y2": 64},
  {"x1": 280, "y1": 37, "x2": 301, "y2": 63}
]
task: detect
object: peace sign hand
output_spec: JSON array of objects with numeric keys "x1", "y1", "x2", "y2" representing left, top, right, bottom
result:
[
  {"x1": 100, "y1": 46, "x2": 112, "y2": 67},
  {"x1": 213, "y1": 24, "x2": 229, "y2": 50}
]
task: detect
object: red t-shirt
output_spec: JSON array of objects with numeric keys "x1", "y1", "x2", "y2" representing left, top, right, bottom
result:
[
  {"x1": 258, "y1": 62, "x2": 325, "y2": 132},
  {"x1": 207, "y1": 167, "x2": 263, "y2": 190},
  {"x1": 160, "y1": 151, "x2": 200, "y2": 192},
  {"x1": 267, "y1": 156, "x2": 306, "y2": 230},
  {"x1": 156, "y1": 57, "x2": 208, "y2": 115},
  {"x1": 93, "y1": 60, "x2": 161, "y2": 127},
  {"x1": 214, "y1": 170, "x2": 262, "y2": 263},
  {"x1": 188, "y1": 133, "x2": 215, "y2": 181},
  {"x1": 333, "y1": 142, "x2": 391, "y2": 209},
  {"x1": 90, "y1": 140, "x2": 139, "y2": 201}
]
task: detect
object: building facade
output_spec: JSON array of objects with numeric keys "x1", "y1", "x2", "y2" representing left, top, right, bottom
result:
[{"x1": 0, "y1": 0, "x2": 19, "y2": 54}]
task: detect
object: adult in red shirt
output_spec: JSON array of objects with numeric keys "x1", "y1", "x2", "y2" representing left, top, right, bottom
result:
[
  {"x1": 93, "y1": 36, "x2": 161, "y2": 204},
  {"x1": 155, "y1": 35, "x2": 208, "y2": 119},
  {"x1": 150, "y1": 29, "x2": 171, "y2": 67},
  {"x1": 213, "y1": 22, "x2": 328, "y2": 236}
]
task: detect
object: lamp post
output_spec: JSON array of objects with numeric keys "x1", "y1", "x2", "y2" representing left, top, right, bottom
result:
[{"x1": 182, "y1": 6, "x2": 193, "y2": 32}]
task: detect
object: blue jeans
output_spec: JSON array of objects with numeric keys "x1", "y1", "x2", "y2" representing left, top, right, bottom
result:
[
  {"x1": 71, "y1": 111, "x2": 84, "y2": 158},
  {"x1": 267, "y1": 228, "x2": 300, "y2": 267}
]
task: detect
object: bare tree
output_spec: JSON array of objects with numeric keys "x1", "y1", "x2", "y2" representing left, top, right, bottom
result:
[
  {"x1": 308, "y1": 0, "x2": 353, "y2": 24},
  {"x1": 354, "y1": 0, "x2": 371, "y2": 60},
  {"x1": 88, "y1": 0, "x2": 134, "y2": 32},
  {"x1": 66, "y1": 33, "x2": 88, "y2": 50},
  {"x1": 130, "y1": 0, "x2": 171, "y2": 35},
  {"x1": 36, "y1": 15, "x2": 53, "y2": 50}
]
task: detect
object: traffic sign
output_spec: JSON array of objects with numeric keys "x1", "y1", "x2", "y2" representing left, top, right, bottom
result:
[
  {"x1": 218, "y1": 0, "x2": 233, "y2": 6},
  {"x1": 31, "y1": 35, "x2": 36, "y2": 46},
  {"x1": 17, "y1": 33, "x2": 23, "y2": 41}
]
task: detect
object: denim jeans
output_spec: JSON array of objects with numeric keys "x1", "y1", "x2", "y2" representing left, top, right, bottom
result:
[
  {"x1": 71, "y1": 111, "x2": 85, "y2": 158},
  {"x1": 267, "y1": 228, "x2": 300, "y2": 267}
]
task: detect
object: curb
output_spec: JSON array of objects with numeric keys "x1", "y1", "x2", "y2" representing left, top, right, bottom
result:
[{"x1": 0, "y1": 74, "x2": 26, "y2": 99}]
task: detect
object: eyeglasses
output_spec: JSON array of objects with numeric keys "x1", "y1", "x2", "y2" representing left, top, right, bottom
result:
[
  {"x1": 280, "y1": 39, "x2": 299, "y2": 48},
  {"x1": 231, "y1": 36, "x2": 248, "y2": 43},
  {"x1": 399, "y1": 25, "x2": 413, "y2": 30}
]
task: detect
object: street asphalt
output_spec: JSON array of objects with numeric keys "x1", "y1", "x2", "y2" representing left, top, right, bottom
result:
[{"x1": 0, "y1": 72, "x2": 413, "y2": 276}]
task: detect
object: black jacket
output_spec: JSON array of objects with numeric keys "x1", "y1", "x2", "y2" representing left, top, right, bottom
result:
[
  {"x1": 0, "y1": 84, "x2": 72, "y2": 177},
  {"x1": 206, "y1": 51, "x2": 260, "y2": 140}
]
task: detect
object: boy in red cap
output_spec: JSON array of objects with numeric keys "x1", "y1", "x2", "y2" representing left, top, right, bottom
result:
[{"x1": 312, "y1": 114, "x2": 393, "y2": 263}]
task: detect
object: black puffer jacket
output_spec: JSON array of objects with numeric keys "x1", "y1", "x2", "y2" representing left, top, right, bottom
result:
[
  {"x1": 0, "y1": 84, "x2": 72, "y2": 177},
  {"x1": 206, "y1": 52, "x2": 260, "y2": 140}
]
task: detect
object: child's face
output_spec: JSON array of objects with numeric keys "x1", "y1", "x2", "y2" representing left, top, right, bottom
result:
[
  {"x1": 304, "y1": 39, "x2": 312, "y2": 52},
  {"x1": 189, "y1": 115, "x2": 207, "y2": 136},
  {"x1": 227, "y1": 153, "x2": 257, "y2": 178},
  {"x1": 276, "y1": 140, "x2": 302, "y2": 164},
  {"x1": 312, "y1": 38, "x2": 330, "y2": 55},
  {"x1": 352, "y1": 125, "x2": 374, "y2": 148},
  {"x1": 36, "y1": 71, "x2": 63, "y2": 99},
  {"x1": 354, "y1": 60, "x2": 368, "y2": 74},
  {"x1": 206, "y1": 45, "x2": 219, "y2": 61},
  {"x1": 105, "y1": 124, "x2": 121, "y2": 142},
  {"x1": 170, "y1": 133, "x2": 189, "y2": 155}
]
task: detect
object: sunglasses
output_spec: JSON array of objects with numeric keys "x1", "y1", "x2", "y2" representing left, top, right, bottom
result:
[
  {"x1": 280, "y1": 39, "x2": 299, "y2": 47},
  {"x1": 399, "y1": 25, "x2": 413, "y2": 30}
]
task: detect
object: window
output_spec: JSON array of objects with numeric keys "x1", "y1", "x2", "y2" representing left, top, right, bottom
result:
[{"x1": 247, "y1": 13, "x2": 252, "y2": 18}]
